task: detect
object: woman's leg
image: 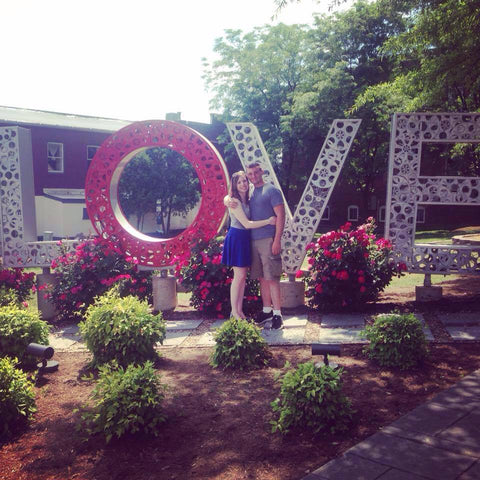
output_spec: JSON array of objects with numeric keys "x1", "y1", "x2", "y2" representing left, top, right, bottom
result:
[
  {"x1": 231, "y1": 266, "x2": 247, "y2": 318},
  {"x1": 237, "y1": 273, "x2": 247, "y2": 318}
]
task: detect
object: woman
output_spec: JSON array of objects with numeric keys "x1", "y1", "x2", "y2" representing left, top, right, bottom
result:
[{"x1": 222, "y1": 171, "x2": 276, "y2": 319}]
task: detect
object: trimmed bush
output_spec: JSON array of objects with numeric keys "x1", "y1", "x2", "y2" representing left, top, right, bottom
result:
[
  {"x1": 271, "y1": 362, "x2": 354, "y2": 435},
  {"x1": 361, "y1": 312, "x2": 428, "y2": 369},
  {"x1": 303, "y1": 218, "x2": 406, "y2": 311},
  {"x1": 47, "y1": 237, "x2": 152, "y2": 321},
  {"x1": 77, "y1": 361, "x2": 167, "y2": 443},
  {"x1": 0, "y1": 305, "x2": 50, "y2": 369},
  {"x1": 79, "y1": 289, "x2": 166, "y2": 368},
  {"x1": 174, "y1": 236, "x2": 261, "y2": 318},
  {"x1": 0, "y1": 267, "x2": 35, "y2": 306},
  {"x1": 0, "y1": 356, "x2": 37, "y2": 438},
  {"x1": 211, "y1": 317, "x2": 271, "y2": 371}
]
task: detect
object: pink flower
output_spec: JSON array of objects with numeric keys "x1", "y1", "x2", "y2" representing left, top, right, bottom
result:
[
  {"x1": 336, "y1": 270, "x2": 349, "y2": 281},
  {"x1": 315, "y1": 284, "x2": 323, "y2": 293},
  {"x1": 358, "y1": 276, "x2": 365, "y2": 284},
  {"x1": 360, "y1": 286, "x2": 366, "y2": 293},
  {"x1": 295, "y1": 270, "x2": 304, "y2": 279}
]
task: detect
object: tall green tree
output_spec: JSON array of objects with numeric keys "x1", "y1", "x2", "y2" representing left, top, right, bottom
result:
[
  {"x1": 203, "y1": 24, "x2": 313, "y2": 202},
  {"x1": 118, "y1": 148, "x2": 200, "y2": 235}
]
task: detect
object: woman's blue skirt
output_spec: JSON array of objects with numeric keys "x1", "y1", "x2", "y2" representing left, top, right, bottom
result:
[{"x1": 222, "y1": 227, "x2": 251, "y2": 267}]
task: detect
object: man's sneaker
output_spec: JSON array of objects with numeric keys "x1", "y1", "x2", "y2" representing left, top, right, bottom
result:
[
  {"x1": 271, "y1": 315, "x2": 283, "y2": 330},
  {"x1": 254, "y1": 310, "x2": 273, "y2": 326}
]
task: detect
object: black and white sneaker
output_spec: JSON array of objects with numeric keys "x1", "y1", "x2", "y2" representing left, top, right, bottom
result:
[
  {"x1": 271, "y1": 315, "x2": 283, "y2": 330},
  {"x1": 254, "y1": 311, "x2": 273, "y2": 326}
]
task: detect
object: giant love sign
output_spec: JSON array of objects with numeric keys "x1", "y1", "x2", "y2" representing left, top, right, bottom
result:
[
  {"x1": 0, "y1": 119, "x2": 359, "y2": 270},
  {"x1": 2, "y1": 114, "x2": 477, "y2": 275}
]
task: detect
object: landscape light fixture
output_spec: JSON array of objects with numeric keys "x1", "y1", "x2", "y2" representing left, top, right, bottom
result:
[
  {"x1": 26, "y1": 343, "x2": 59, "y2": 373},
  {"x1": 311, "y1": 343, "x2": 342, "y2": 369}
]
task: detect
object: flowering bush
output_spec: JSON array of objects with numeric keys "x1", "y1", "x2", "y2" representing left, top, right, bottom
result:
[
  {"x1": 47, "y1": 237, "x2": 152, "y2": 321},
  {"x1": 0, "y1": 268, "x2": 35, "y2": 307},
  {"x1": 302, "y1": 218, "x2": 406, "y2": 311},
  {"x1": 174, "y1": 236, "x2": 261, "y2": 318}
]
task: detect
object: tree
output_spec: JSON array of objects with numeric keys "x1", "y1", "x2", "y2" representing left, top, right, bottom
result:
[
  {"x1": 378, "y1": 0, "x2": 480, "y2": 112},
  {"x1": 118, "y1": 148, "x2": 200, "y2": 236},
  {"x1": 203, "y1": 24, "x2": 313, "y2": 203}
]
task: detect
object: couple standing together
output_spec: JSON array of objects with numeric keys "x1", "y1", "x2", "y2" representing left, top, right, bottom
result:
[{"x1": 221, "y1": 162, "x2": 285, "y2": 329}]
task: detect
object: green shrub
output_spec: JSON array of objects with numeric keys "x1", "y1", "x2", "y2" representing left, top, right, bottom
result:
[
  {"x1": 361, "y1": 312, "x2": 428, "y2": 369},
  {"x1": 0, "y1": 267, "x2": 36, "y2": 306},
  {"x1": 79, "y1": 289, "x2": 166, "y2": 368},
  {"x1": 0, "y1": 357, "x2": 37, "y2": 438},
  {"x1": 47, "y1": 237, "x2": 152, "y2": 322},
  {"x1": 77, "y1": 361, "x2": 167, "y2": 443},
  {"x1": 211, "y1": 317, "x2": 271, "y2": 371},
  {"x1": 271, "y1": 361, "x2": 354, "y2": 435},
  {"x1": 0, "y1": 305, "x2": 50, "y2": 369},
  {"x1": 174, "y1": 236, "x2": 261, "y2": 318}
]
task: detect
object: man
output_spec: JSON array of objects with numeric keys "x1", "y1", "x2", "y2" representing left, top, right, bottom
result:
[{"x1": 229, "y1": 162, "x2": 286, "y2": 329}]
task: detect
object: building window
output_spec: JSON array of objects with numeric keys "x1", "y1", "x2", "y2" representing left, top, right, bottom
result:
[
  {"x1": 87, "y1": 145, "x2": 99, "y2": 170},
  {"x1": 83, "y1": 208, "x2": 89, "y2": 220},
  {"x1": 416, "y1": 206, "x2": 426, "y2": 224},
  {"x1": 347, "y1": 205, "x2": 359, "y2": 222},
  {"x1": 320, "y1": 206, "x2": 330, "y2": 221},
  {"x1": 379, "y1": 206, "x2": 386, "y2": 223},
  {"x1": 47, "y1": 142, "x2": 64, "y2": 173}
]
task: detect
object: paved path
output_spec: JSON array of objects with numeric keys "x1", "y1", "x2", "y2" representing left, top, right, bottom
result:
[
  {"x1": 303, "y1": 369, "x2": 480, "y2": 480},
  {"x1": 48, "y1": 311, "x2": 480, "y2": 480},
  {"x1": 48, "y1": 311, "x2": 480, "y2": 351}
]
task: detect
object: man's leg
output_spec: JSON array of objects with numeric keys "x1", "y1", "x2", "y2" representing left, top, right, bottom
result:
[
  {"x1": 270, "y1": 279, "x2": 281, "y2": 311},
  {"x1": 259, "y1": 277, "x2": 272, "y2": 308}
]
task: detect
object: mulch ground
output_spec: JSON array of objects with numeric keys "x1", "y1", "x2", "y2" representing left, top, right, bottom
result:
[{"x1": 1, "y1": 276, "x2": 480, "y2": 480}]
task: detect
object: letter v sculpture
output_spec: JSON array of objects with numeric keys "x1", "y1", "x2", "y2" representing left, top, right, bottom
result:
[{"x1": 227, "y1": 120, "x2": 361, "y2": 276}]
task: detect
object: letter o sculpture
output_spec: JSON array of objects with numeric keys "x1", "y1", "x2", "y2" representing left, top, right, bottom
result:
[{"x1": 85, "y1": 120, "x2": 228, "y2": 267}]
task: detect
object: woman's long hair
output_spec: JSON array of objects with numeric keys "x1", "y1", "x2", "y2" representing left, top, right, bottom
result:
[{"x1": 229, "y1": 171, "x2": 250, "y2": 204}]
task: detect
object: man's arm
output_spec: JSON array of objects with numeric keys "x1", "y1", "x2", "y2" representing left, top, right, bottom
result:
[{"x1": 271, "y1": 203, "x2": 285, "y2": 255}]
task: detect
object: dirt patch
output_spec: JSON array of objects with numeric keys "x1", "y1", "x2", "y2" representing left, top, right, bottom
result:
[
  {"x1": 1, "y1": 343, "x2": 479, "y2": 480},
  {"x1": 2, "y1": 276, "x2": 480, "y2": 480}
]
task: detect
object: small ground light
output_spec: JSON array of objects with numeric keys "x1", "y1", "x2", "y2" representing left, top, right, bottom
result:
[
  {"x1": 26, "y1": 343, "x2": 59, "y2": 373},
  {"x1": 311, "y1": 343, "x2": 341, "y2": 369}
]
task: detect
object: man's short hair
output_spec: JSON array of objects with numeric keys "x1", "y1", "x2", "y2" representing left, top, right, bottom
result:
[{"x1": 246, "y1": 162, "x2": 261, "y2": 169}]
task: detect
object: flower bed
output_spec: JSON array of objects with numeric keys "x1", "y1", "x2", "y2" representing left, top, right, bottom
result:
[
  {"x1": 302, "y1": 218, "x2": 406, "y2": 310},
  {"x1": 174, "y1": 236, "x2": 261, "y2": 318}
]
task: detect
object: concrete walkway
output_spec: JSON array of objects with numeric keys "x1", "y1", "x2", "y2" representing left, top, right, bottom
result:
[
  {"x1": 48, "y1": 311, "x2": 480, "y2": 351},
  {"x1": 48, "y1": 311, "x2": 480, "y2": 480},
  {"x1": 303, "y1": 369, "x2": 480, "y2": 480}
]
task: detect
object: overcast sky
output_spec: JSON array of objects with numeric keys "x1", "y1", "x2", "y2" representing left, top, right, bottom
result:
[{"x1": 0, "y1": 0, "x2": 340, "y2": 123}]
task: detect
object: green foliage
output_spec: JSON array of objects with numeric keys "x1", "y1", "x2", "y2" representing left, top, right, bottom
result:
[
  {"x1": 271, "y1": 361, "x2": 354, "y2": 435},
  {"x1": 118, "y1": 147, "x2": 200, "y2": 235},
  {"x1": 361, "y1": 312, "x2": 429, "y2": 369},
  {"x1": 0, "y1": 356, "x2": 37, "y2": 438},
  {"x1": 210, "y1": 318, "x2": 271, "y2": 371},
  {"x1": 79, "y1": 290, "x2": 166, "y2": 368},
  {"x1": 48, "y1": 237, "x2": 152, "y2": 322},
  {"x1": 303, "y1": 218, "x2": 405, "y2": 311},
  {"x1": 0, "y1": 305, "x2": 50, "y2": 369},
  {"x1": 174, "y1": 236, "x2": 261, "y2": 318},
  {"x1": 0, "y1": 268, "x2": 36, "y2": 306},
  {"x1": 77, "y1": 361, "x2": 167, "y2": 443}
]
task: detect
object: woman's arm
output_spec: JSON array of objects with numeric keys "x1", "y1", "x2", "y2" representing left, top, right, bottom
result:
[{"x1": 230, "y1": 205, "x2": 276, "y2": 230}]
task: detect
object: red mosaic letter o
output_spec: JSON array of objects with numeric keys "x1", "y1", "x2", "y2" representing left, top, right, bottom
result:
[{"x1": 85, "y1": 120, "x2": 228, "y2": 267}]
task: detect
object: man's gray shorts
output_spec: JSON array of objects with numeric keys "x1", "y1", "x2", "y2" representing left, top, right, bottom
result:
[{"x1": 251, "y1": 237, "x2": 283, "y2": 280}]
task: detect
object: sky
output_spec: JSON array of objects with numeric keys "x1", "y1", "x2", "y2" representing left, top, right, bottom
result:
[{"x1": 0, "y1": 0, "x2": 340, "y2": 124}]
